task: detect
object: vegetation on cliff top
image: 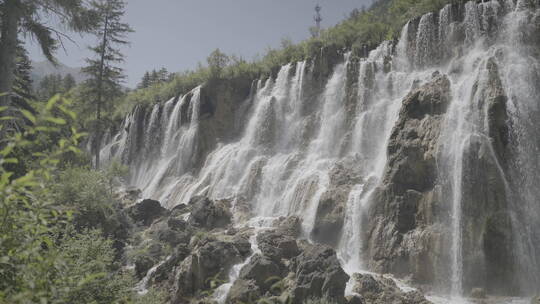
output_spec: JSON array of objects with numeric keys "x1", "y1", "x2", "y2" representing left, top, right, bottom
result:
[{"x1": 107, "y1": 0, "x2": 451, "y2": 121}]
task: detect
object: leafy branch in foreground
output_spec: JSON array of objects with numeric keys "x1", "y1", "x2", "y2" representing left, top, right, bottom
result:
[{"x1": 0, "y1": 96, "x2": 86, "y2": 303}]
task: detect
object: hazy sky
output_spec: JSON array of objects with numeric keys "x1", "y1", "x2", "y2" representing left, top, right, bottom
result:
[{"x1": 26, "y1": 0, "x2": 372, "y2": 87}]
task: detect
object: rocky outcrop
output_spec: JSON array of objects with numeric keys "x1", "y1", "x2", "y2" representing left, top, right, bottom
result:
[
  {"x1": 366, "y1": 73, "x2": 452, "y2": 289},
  {"x1": 173, "y1": 236, "x2": 244, "y2": 301},
  {"x1": 127, "y1": 199, "x2": 169, "y2": 226},
  {"x1": 366, "y1": 58, "x2": 518, "y2": 294},
  {"x1": 237, "y1": 254, "x2": 283, "y2": 293},
  {"x1": 311, "y1": 161, "x2": 362, "y2": 246},
  {"x1": 289, "y1": 243, "x2": 349, "y2": 304},
  {"x1": 114, "y1": 187, "x2": 142, "y2": 206},
  {"x1": 351, "y1": 273, "x2": 432, "y2": 304},
  {"x1": 457, "y1": 57, "x2": 516, "y2": 294},
  {"x1": 188, "y1": 196, "x2": 232, "y2": 230},
  {"x1": 227, "y1": 279, "x2": 262, "y2": 303},
  {"x1": 195, "y1": 79, "x2": 253, "y2": 168},
  {"x1": 257, "y1": 230, "x2": 300, "y2": 263}
]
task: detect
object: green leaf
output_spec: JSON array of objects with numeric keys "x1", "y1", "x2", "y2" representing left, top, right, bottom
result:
[
  {"x1": 1, "y1": 158, "x2": 19, "y2": 165},
  {"x1": 45, "y1": 95, "x2": 61, "y2": 111},
  {"x1": 45, "y1": 117, "x2": 67, "y2": 125},
  {"x1": 20, "y1": 109, "x2": 37, "y2": 124}
]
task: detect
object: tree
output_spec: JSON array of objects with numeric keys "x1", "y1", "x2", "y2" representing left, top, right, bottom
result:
[
  {"x1": 13, "y1": 42, "x2": 34, "y2": 111},
  {"x1": 157, "y1": 67, "x2": 169, "y2": 82},
  {"x1": 150, "y1": 69, "x2": 159, "y2": 84},
  {"x1": 37, "y1": 74, "x2": 63, "y2": 101},
  {"x1": 138, "y1": 71, "x2": 151, "y2": 89},
  {"x1": 207, "y1": 48, "x2": 229, "y2": 79},
  {"x1": 83, "y1": 0, "x2": 133, "y2": 169},
  {"x1": 63, "y1": 74, "x2": 77, "y2": 92},
  {"x1": 0, "y1": 0, "x2": 95, "y2": 111}
]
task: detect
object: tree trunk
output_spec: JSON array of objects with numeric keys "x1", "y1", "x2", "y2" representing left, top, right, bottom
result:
[
  {"x1": 95, "y1": 9, "x2": 110, "y2": 170},
  {"x1": 0, "y1": 0, "x2": 20, "y2": 110}
]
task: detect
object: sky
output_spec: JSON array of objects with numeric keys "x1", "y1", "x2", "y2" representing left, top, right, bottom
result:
[{"x1": 26, "y1": 0, "x2": 372, "y2": 88}]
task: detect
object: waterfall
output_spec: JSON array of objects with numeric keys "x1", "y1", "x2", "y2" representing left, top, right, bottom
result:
[{"x1": 100, "y1": 0, "x2": 540, "y2": 298}]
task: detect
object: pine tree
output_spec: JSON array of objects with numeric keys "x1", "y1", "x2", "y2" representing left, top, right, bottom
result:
[
  {"x1": 13, "y1": 42, "x2": 34, "y2": 105},
  {"x1": 0, "y1": 0, "x2": 95, "y2": 111},
  {"x1": 157, "y1": 68, "x2": 169, "y2": 83},
  {"x1": 150, "y1": 70, "x2": 159, "y2": 85},
  {"x1": 138, "y1": 71, "x2": 151, "y2": 89},
  {"x1": 63, "y1": 74, "x2": 77, "y2": 92},
  {"x1": 83, "y1": 0, "x2": 133, "y2": 169},
  {"x1": 37, "y1": 74, "x2": 64, "y2": 101}
]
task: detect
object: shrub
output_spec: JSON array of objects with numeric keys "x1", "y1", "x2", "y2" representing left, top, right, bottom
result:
[
  {"x1": 53, "y1": 229, "x2": 134, "y2": 304},
  {"x1": 49, "y1": 167, "x2": 132, "y2": 247}
]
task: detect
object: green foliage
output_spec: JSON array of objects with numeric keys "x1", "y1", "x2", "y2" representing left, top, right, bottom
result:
[
  {"x1": 13, "y1": 42, "x2": 34, "y2": 105},
  {"x1": 104, "y1": 160, "x2": 129, "y2": 192},
  {"x1": 0, "y1": 97, "x2": 86, "y2": 303},
  {"x1": 3, "y1": 96, "x2": 89, "y2": 178},
  {"x1": 207, "y1": 48, "x2": 230, "y2": 79},
  {"x1": 53, "y1": 229, "x2": 134, "y2": 304},
  {"x1": 137, "y1": 68, "x2": 172, "y2": 89},
  {"x1": 37, "y1": 74, "x2": 78, "y2": 101},
  {"x1": 303, "y1": 298, "x2": 337, "y2": 304},
  {"x1": 49, "y1": 166, "x2": 131, "y2": 242},
  {"x1": 131, "y1": 288, "x2": 168, "y2": 304},
  {"x1": 0, "y1": 96, "x2": 149, "y2": 303}
]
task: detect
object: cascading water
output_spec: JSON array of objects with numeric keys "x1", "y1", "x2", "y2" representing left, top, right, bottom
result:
[{"x1": 101, "y1": 0, "x2": 540, "y2": 300}]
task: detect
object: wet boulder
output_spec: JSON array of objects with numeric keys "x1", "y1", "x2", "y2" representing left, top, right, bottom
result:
[
  {"x1": 227, "y1": 279, "x2": 262, "y2": 304},
  {"x1": 231, "y1": 232, "x2": 252, "y2": 258},
  {"x1": 173, "y1": 237, "x2": 243, "y2": 300},
  {"x1": 188, "y1": 196, "x2": 232, "y2": 229},
  {"x1": 257, "y1": 230, "x2": 300, "y2": 262},
  {"x1": 167, "y1": 217, "x2": 187, "y2": 231},
  {"x1": 157, "y1": 228, "x2": 191, "y2": 246},
  {"x1": 237, "y1": 254, "x2": 282, "y2": 293},
  {"x1": 352, "y1": 273, "x2": 432, "y2": 304},
  {"x1": 115, "y1": 186, "x2": 142, "y2": 206},
  {"x1": 470, "y1": 287, "x2": 486, "y2": 299},
  {"x1": 289, "y1": 244, "x2": 349, "y2": 304},
  {"x1": 149, "y1": 244, "x2": 190, "y2": 286},
  {"x1": 274, "y1": 216, "x2": 302, "y2": 238},
  {"x1": 127, "y1": 199, "x2": 169, "y2": 226}
]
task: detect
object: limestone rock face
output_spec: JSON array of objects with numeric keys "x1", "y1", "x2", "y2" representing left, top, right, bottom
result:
[
  {"x1": 366, "y1": 58, "x2": 518, "y2": 294},
  {"x1": 195, "y1": 79, "x2": 253, "y2": 168},
  {"x1": 366, "y1": 73, "x2": 452, "y2": 288},
  {"x1": 311, "y1": 161, "x2": 362, "y2": 246},
  {"x1": 453, "y1": 57, "x2": 515, "y2": 294}
]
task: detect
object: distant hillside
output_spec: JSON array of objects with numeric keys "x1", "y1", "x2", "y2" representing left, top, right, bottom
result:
[{"x1": 31, "y1": 61, "x2": 88, "y2": 86}]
